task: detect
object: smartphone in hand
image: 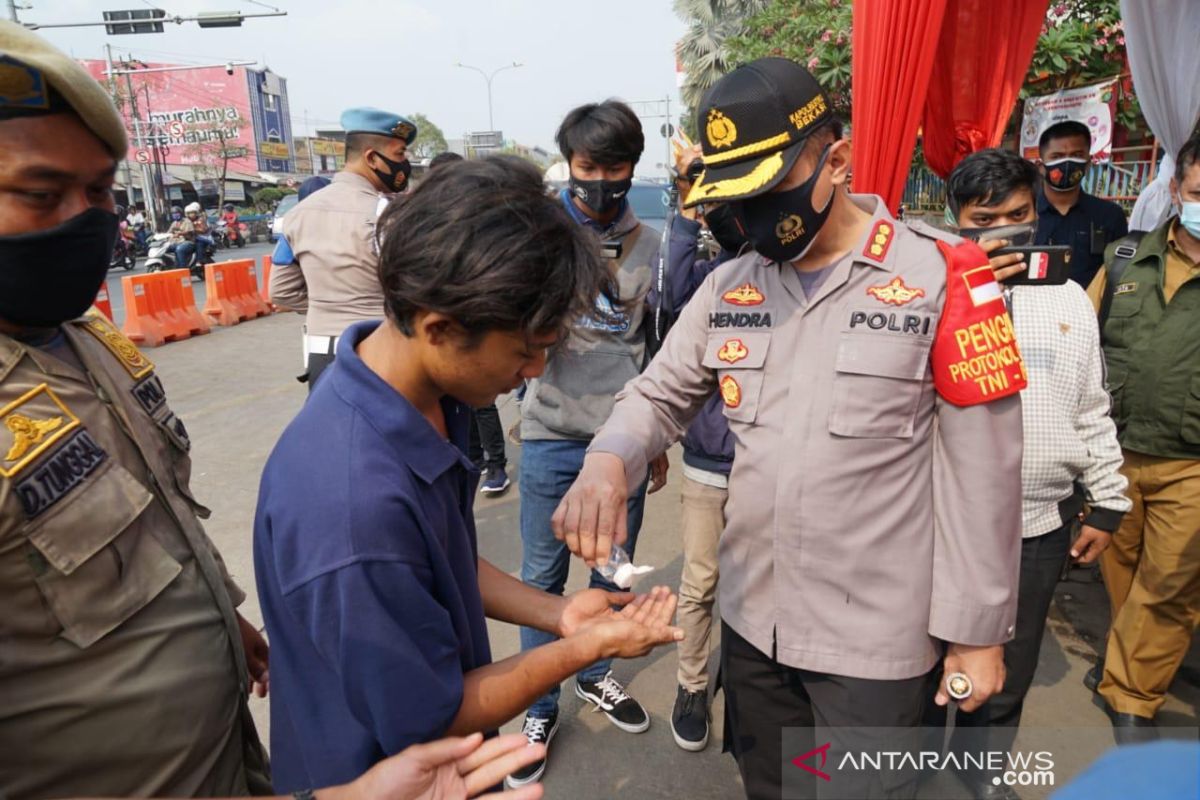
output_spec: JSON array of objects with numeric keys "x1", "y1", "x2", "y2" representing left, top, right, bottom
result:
[{"x1": 994, "y1": 245, "x2": 1071, "y2": 286}]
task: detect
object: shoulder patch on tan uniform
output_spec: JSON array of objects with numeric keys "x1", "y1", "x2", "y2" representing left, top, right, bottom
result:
[
  {"x1": 0, "y1": 383, "x2": 81, "y2": 477},
  {"x1": 79, "y1": 312, "x2": 155, "y2": 380}
]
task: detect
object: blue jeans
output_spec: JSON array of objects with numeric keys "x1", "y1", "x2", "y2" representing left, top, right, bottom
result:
[
  {"x1": 519, "y1": 438, "x2": 648, "y2": 717},
  {"x1": 174, "y1": 241, "x2": 195, "y2": 266}
]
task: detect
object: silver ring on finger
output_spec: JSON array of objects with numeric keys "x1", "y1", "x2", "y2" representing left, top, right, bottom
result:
[{"x1": 946, "y1": 672, "x2": 973, "y2": 701}]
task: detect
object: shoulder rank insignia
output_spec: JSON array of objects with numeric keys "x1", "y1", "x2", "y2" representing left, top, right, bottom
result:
[
  {"x1": 0, "y1": 384, "x2": 81, "y2": 478},
  {"x1": 720, "y1": 375, "x2": 742, "y2": 408},
  {"x1": 722, "y1": 283, "x2": 765, "y2": 307},
  {"x1": 867, "y1": 277, "x2": 925, "y2": 307},
  {"x1": 80, "y1": 312, "x2": 155, "y2": 380},
  {"x1": 717, "y1": 338, "x2": 750, "y2": 365},
  {"x1": 861, "y1": 220, "x2": 894, "y2": 262}
]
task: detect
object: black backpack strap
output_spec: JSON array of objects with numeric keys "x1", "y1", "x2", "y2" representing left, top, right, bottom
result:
[{"x1": 1098, "y1": 231, "x2": 1146, "y2": 341}]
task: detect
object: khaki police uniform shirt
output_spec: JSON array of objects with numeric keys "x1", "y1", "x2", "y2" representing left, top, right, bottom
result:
[
  {"x1": 0, "y1": 313, "x2": 266, "y2": 798},
  {"x1": 271, "y1": 171, "x2": 390, "y2": 337},
  {"x1": 591, "y1": 195, "x2": 1023, "y2": 680}
]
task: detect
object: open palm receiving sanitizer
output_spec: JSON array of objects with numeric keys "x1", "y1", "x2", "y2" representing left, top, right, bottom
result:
[{"x1": 596, "y1": 545, "x2": 655, "y2": 589}]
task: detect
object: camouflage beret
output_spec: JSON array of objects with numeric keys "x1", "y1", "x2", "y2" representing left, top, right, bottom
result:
[{"x1": 0, "y1": 21, "x2": 128, "y2": 156}]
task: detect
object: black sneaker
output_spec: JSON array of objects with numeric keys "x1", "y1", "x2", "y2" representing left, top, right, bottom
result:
[
  {"x1": 575, "y1": 672, "x2": 649, "y2": 733},
  {"x1": 671, "y1": 684, "x2": 709, "y2": 752},
  {"x1": 1084, "y1": 660, "x2": 1104, "y2": 693},
  {"x1": 504, "y1": 710, "x2": 559, "y2": 789}
]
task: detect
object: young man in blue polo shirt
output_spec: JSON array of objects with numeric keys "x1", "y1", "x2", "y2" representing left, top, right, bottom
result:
[
  {"x1": 253, "y1": 157, "x2": 683, "y2": 792},
  {"x1": 1034, "y1": 120, "x2": 1128, "y2": 287}
]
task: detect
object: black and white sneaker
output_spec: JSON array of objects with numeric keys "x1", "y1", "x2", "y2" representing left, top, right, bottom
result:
[
  {"x1": 575, "y1": 672, "x2": 649, "y2": 733},
  {"x1": 671, "y1": 684, "x2": 709, "y2": 751},
  {"x1": 504, "y1": 710, "x2": 559, "y2": 788}
]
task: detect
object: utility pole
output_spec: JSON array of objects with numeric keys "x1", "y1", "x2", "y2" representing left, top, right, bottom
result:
[
  {"x1": 455, "y1": 61, "x2": 523, "y2": 133},
  {"x1": 5, "y1": 0, "x2": 19, "y2": 24},
  {"x1": 122, "y1": 65, "x2": 158, "y2": 231},
  {"x1": 105, "y1": 44, "x2": 139, "y2": 212}
]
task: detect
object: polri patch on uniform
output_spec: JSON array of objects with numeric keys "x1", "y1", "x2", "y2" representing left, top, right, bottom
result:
[
  {"x1": 15, "y1": 429, "x2": 109, "y2": 519},
  {"x1": 132, "y1": 374, "x2": 168, "y2": 417},
  {"x1": 866, "y1": 276, "x2": 925, "y2": 306},
  {"x1": 716, "y1": 338, "x2": 750, "y2": 365},
  {"x1": 1114, "y1": 282, "x2": 1138, "y2": 296},
  {"x1": 720, "y1": 375, "x2": 742, "y2": 408},
  {"x1": 81, "y1": 312, "x2": 155, "y2": 379},
  {"x1": 0, "y1": 383, "x2": 82, "y2": 479},
  {"x1": 722, "y1": 283, "x2": 766, "y2": 306},
  {"x1": 861, "y1": 220, "x2": 894, "y2": 262},
  {"x1": 0, "y1": 56, "x2": 50, "y2": 111}
]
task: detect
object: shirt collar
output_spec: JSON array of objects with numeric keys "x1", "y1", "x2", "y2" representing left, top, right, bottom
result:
[
  {"x1": 334, "y1": 170, "x2": 386, "y2": 197},
  {"x1": 1036, "y1": 186, "x2": 1085, "y2": 215},
  {"x1": 1167, "y1": 218, "x2": 1200, "y2": 270},
  {"x1": 559, "y1": 188, "x2": 632, "y2": 236},
  {"x1": 329, "y1": 321, "x2": 475, "y2": 484}
]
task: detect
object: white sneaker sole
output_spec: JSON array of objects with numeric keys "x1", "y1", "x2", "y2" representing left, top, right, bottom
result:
[
  {"x1": 479, "y1": 479, "x2": 511, "y2": 495},
  {"x1": 670, "y1": 717, "x2": 709, "y2": 752},
  {"x1": 504, "y1": 716, "x2": 560, "y2": 789},
  {"x1": 574, "y1": 683, "x2": 650, "y2": 733}
]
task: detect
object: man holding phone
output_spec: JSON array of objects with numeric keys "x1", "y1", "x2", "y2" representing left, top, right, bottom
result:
[{"x1": 942, "y1": 148, "x2": 1130, "y2": 796}]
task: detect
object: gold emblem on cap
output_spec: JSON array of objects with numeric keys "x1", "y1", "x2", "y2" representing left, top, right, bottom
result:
[
  {"x1": 775, "y1": 214, "x2": 805, "y2": 245},
  {"x1": 706, "y1": 109, "x2": 738, "y2": 150},
  {"x1": 0, "y1": 61, "x2": 48, "y2": 108},
  {"x1": 391, "y1": 120, "x2": 415, "y2": 140}
]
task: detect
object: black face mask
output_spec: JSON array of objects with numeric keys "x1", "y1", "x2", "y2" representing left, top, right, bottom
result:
[
  {"x1": 957, "y1": 221, "x2": 1037, "y2": 247},
  {"x1": 1043, "y1": 158, "x2": 1088, "y2": 192},
  {"x1": 733, "y1": 145, "x2": 833, "y2": 264},
  {"x1": 569, "y1": 175, "x2": 632, "y2": 217},
  {"x1": 0, "y1": 207, "x2": 118, "y2": 328},
  {"x1": 703, "y1": 202, "x2": 749, "y2": 253},
  {"x1": 370, "y1": 151, "x2": 412, "y2": 193}
]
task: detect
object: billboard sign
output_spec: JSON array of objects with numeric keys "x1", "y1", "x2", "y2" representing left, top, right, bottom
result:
[{"x1": 1021, "y1": 79, "x2": 1118, "y2": 163}]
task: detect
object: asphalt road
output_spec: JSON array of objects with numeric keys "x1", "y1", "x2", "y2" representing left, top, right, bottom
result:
[{"x1": 143, "y1": 307, "x2": 1199, "y2": 800}]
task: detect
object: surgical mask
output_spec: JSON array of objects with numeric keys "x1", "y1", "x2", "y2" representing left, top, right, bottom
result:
[
  {"x1": 732, "y1": 145, "x2": 832, "y2": 264},
  {"x1": 569, "y1": 175, "x2": 632, "y2": 216},
  {"x1": 1178, "y1": 200, "x2": 1200, "y2": 239},
  {"x1": 0, "y1": 208, "x2": 118, "y2": 328},
  {"x1": 1043, "y1": 158, "x2": 1088, "y2": 192},
  {"x1": 703, "y1": 202, "x2": 749, "y2": 253},
  {"x1": 957, "y1": 221, "x2": 1037, "y2": 247},
  {"x1": 370, "y1": 151, "x2": 411, "y2": 193}
]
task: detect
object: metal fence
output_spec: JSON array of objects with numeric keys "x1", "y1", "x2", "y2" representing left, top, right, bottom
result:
[{"x1": 901, "y1": 146, "x2": 1160, "y2": 215}]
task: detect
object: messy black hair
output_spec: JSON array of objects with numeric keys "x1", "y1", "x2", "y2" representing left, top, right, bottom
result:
[
  {"x1": 556, "y1": 100, "x2": 644, "y2": 166},
  {"x1": 1039, "y1": 120, "x2": 1091, "y2": 155},
  {"x1": 1175, "y1": 132, "x2": 1200, "y2": 184},
  {"x1": 375, "y1": 155, "x2": 619, "y2": 342},
  {"x1": 947, "y1": 148, "x2": 1041, "y2": 218},
  {"x1": 428, "y1": 151, "x2": 464, "y2": 171}
]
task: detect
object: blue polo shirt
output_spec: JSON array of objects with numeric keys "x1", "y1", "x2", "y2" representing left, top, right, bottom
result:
[
  {"x1": 253, "y1": 320, "x2": 491, "y2": 790},
  {"x1": 1035, "y1": 188, "x2": 1128, "y2": 287}
]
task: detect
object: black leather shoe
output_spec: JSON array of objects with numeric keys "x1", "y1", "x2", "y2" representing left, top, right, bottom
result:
[
  {"x1": 1108, "y1": 711, "x2": 1158, "y2": 746},
  {"x1": 1083, "y1": 660, "x2": 1104, "y2": 693}
]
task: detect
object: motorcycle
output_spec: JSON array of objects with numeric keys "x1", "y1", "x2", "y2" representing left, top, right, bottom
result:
[
  {"x1": 110, "y1": 231, "x2": 137, "y2": 271},
  {"x1": 214, "y1": 217, "x2": 245, "y2": 249},
  {"x1": 144, "y1": 233, "x2": 214, "y2": 280}
]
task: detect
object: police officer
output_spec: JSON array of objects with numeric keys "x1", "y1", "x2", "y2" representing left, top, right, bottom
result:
[
  {"x1": 552, "y1": 58, "x2": 1026, "y2": 799},
  {"x1": 269, "y1": 107, "x2": 417, "y2": 389},
  {"x1": 0, "y1": 22, "x2": 270, "y2": 796}
]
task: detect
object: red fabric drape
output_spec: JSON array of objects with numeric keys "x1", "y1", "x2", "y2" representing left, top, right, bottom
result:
[
  {"x1": 851, "y1": 0, "x2": 950, "y2": 210},
  {"x1": 922, "y1": 0, "x2": 1049, "y2": 178}
]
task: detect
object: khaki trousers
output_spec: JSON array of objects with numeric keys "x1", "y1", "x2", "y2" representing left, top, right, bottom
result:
[
  {"x1": 1099, "y1": 450, "x2": 1200, "y2": 717},
  {"x1": 677, "y1": 475, "x2": 728, "y2": 692}
]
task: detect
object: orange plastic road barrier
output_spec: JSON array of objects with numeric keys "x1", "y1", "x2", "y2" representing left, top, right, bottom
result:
[
  {"x1": 202, "y1": 259, "x2": 272, "y2": 327},
  {"x1": 261, "y1": 255, "x2": 275, "y2": 307},
  {"x1": 119, "y1": 269, "x2": 211, "y2": 347},
  {"x1": 93, "y1": 284, "x2": 114, "y2": 321}
]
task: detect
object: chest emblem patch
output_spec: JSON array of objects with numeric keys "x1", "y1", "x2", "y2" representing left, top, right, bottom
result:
[
  {"x1": 0, "y1": 384, "x2": 82, "y2": 478},
  {"x1": 866, "y1": 276, "x2": 925, "y2": 307},
  {"x1": 720, "y1": 375, "x2": 742, "y2": 408},
  {"x1": 1114, "y1": 282, "x2": 1138, "y2": 296},
  {"x1": 722, "y1": 283, "x2": 765, "y2": 306},
  {"x1": 716, "y1": 338, "x2": 750, "y2": 365}
]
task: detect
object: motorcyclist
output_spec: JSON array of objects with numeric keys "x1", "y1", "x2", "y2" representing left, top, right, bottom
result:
[
  {"x1": 167, "y1": 204, "x2": 196, "y2": 266},
  {"x1": 221, "y1": 202, "x2": 241, "y2": 246},
  {"x1": 186, "y1": 202, "x2": 214, "y2": 264}
]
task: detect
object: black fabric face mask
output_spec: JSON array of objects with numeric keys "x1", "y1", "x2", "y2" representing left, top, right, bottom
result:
[
  {"x1": 1043, "y1": 158, "x2": 1088, "y2": 192},
  {"x1": 957, "y1": 221, "x2": 1037, "y2": 247},
  {"x1": 733, "y1": 145, "x2": 833, "y2": 264},
  {"x1": 370, "y1": 151, "x2": 412, "y2": 193},
  {"x1": 703, "y1": 202, "x2": 749, "y2": 253},
  {"x1": 569, "y1": 175, "x2": 632, "y2": 216},
  {"x1": 0, "y1": 207, "x2": 118, "y2": 328}
]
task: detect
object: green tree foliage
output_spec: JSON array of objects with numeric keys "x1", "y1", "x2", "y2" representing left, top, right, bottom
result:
[
  {"x1": 674, "y1": 0, "x2": 770, "y2": 114},
  {"x1": 407, "y1": 112, "x2": 449, "y2": 161}
]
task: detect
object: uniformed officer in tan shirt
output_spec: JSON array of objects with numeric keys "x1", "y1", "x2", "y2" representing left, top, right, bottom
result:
[
  {"x1": 552, "y1": 58, "x2": 1027, "y2": 798},
  {"x1": 268, "y1": 108, "x2": 417, "y2": 389},
  {"x1": 0, "y1": 22, "x2": 270, "y2": 797}
]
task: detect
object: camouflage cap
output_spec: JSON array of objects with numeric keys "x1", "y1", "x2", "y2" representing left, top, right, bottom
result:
[{"x1": 0, "y1": 21, "x2": 128, "y2": 156}]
